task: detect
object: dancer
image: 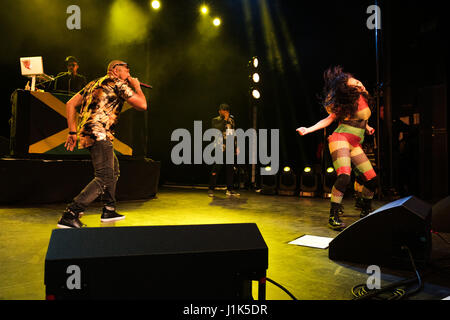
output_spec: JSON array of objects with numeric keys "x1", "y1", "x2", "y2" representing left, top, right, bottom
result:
[
  {"x1": 57, "y1": 60, "x2": 148, "y2": 228},
  {"x1": 297, "y1": 66, "x2": 377, "y2": 230}
]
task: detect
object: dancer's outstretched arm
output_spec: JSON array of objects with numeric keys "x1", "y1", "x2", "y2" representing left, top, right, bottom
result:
[{"x1": 296, "y1": 113, "x2": 336, "y2": 136}]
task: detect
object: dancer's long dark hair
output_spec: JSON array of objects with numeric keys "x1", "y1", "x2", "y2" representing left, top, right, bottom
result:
[{"x1": 321, "y1": 66, "x2": 371, "y2": 121}]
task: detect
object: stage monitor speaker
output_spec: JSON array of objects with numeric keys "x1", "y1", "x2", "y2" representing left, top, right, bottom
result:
[
  {"x1": 329, "y1": 196, "x2": 432, "y2": 269},
  {"x1": 432, "y1": 196, "x2": 450, "y2": 233},
  {"x1": 45, "y1": 224, "x2": 268, "y2": 300}
]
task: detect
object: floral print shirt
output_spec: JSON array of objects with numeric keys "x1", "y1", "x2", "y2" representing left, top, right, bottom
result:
[{"x1": 76, "y1": 75, "x2": 134, "y2": 149}]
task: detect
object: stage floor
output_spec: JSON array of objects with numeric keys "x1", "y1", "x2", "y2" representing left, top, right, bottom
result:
[{"x1": 1, "y1": 187, "x2": 449, "y2": 300}]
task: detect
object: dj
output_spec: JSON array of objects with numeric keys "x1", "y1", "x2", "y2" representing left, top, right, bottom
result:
[{"x1": 53, "y1": 56, "x2": 87, "y2": 94}]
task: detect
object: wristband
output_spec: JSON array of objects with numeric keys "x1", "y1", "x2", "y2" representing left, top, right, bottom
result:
[{"x1": 69, "y1": 131, "x2": 77, "y2": 135}]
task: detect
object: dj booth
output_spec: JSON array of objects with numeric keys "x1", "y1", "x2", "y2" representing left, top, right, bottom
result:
[{"x1": 1, "y1": 89, "x2": 160, "y2": 204}]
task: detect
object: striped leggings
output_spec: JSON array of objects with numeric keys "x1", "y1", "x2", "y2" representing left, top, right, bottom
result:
[{"x1": 328, "y1": 137, "x2": 377, "y2": 204}]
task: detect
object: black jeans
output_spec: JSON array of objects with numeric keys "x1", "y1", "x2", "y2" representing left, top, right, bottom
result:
[
  {"x1": 209, "y1": 163, "x2": 234, "y2": 191},
  {"x1": 68, "y1": 139, "x2": 120, "y2": 213}
]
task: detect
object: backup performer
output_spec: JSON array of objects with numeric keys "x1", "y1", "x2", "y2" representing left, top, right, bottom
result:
[{"x1": 297, "y1": 66, "x2": 378, "y2": 230}]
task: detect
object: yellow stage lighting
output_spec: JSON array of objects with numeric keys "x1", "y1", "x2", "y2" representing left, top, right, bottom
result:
[
  {"x1": 213, "y1": 18, "x2": 221, "y2": 26},
  {"x1": 304, "y1": 167, "x2": 312, "y2": 173},
  {"x1": 151, "y1": 0, "x2": 161, "y2": 10},
  {"x1": 200, "y1": 6, "x2": 208, "y2": 15},
  {"x1": 326, "y1": 167, "x2": 335, "y2": 174},
  {"x1": 284, "y1": 167, "x2": 291, "y2": 173}
]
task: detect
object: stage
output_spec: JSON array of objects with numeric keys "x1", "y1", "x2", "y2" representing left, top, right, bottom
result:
[{"x1": 1, "y1": 187, "x2": 449, "y2": 300}]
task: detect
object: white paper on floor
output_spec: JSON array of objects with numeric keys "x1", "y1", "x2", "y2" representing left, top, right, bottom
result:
[{"x1": 289, "y1": 235, "x2": 334, "y2": 249}]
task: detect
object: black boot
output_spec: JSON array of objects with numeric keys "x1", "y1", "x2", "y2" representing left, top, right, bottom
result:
[
  {"x1": 360, "y1": 198, "x2": 374, "y2": 218},
  {"x1": 355, "y1": 194, "x2": 364, "y2": 209},
  {"x1": 328, "y1": 203, "x2": 346, "y2": 231},
  {"x1": 337, "y1": 203, "x2": 344, "y2": 217}
]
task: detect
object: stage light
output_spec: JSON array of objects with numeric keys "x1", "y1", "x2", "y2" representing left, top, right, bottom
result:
[
  {"x1": 200, "y1": 6, "x2": 208, "y2": 15},
  {"x1": 261, "y1": 167, "x2": 277, "y2": 195},
  {"x1": 300, "y1": 165, "x2": 318, "y2": 197},
  {"x1": 213, "y1": 18, "x2": 221, "y2": 26},
  {"x1": 252, "y1": 57, "x2": 259, "y2": 68},
  {"x1": 279, "y1": 166, "x2": 297, "y2": 196},
  {"x1": 151, "y1": 1, "x2": 161, "y2": 10},
  {"x1": 322, "y1": 166, "x2": 337, "y2": 199},
  {"x1": 252, "y1": 89, "x2": 261, "y2": 100},
  {"x1": 252, "y1": 73, "x2": 260, "y2": 83}
]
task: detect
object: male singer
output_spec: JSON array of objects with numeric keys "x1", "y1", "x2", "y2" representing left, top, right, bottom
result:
[
  {"x1": 208, "y1": 103, "x2": 240, "y2": 197},
  {"x1": 57, "y1": 60, "x2": 148, "y2": 228}
]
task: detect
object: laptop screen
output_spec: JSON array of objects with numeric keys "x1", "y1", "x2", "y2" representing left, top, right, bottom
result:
[{"x1": 20, "y1": 56, "x2": 44, "y2": 76}]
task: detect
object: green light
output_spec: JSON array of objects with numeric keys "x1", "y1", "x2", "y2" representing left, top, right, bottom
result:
[
  {"x1": 265, "y1": 166, "x2": 272, "y2": 172},
  {"x1": 327, "y1": 167, "x2": 335, "y2": 174},
  {"x1": 304, "y1": 167, "x2": 312, "y2": 173},
  {"x1": 284, "y1": 167, "x2": 291, "y2": 173}
]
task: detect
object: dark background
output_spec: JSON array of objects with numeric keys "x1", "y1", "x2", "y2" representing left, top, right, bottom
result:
[{"x1": 0, "y1": 0, "x2": 447, "y2": 201}]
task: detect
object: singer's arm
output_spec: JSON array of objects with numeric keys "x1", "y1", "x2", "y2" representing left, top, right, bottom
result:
[
  {"x1": 126, "y1": 77, "x2": 147, "y2": 111},
  {"x1": 65, "y1": 93, "x2": 83, "y2": 151}
]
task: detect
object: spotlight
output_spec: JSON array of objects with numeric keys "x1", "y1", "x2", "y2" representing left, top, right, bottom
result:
[
  {"x1": 252, "y1": 57, "x2": 259, "y2": 68},
  {"x1": 252, "y1": 73, "x2": 260, "y2": 83},
  {"x1": 151, "y1": 0, "x2": 161, "y2": 10},
  {"x1": 300, "y1": 165, "x2": 318, "y2": 197},
  {"x1": 279, "y1": 166, "x2": 297, "y2": 196},
  {"x1": 200, "y1": 5, "x2": 208, "y2": 15},
  {"x1": 322, "y1": 166, "x2": 337, "y2": 199},
  {"x1": 252, "y1": 89, "x2": 261, "y2": 100},
  {"x1": 261, "y1": 167, "x2": 277, "y2": 195},
  {"x1": 213, "y1": 18, "x2": 221, "y2": 26}
]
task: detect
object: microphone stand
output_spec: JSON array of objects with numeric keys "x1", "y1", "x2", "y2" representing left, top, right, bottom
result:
[{"x1": 35, "y1": 72, "x2": 68, "y2": 88}]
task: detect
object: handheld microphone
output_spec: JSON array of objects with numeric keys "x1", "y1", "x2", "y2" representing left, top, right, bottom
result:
[{"x1": 140, "y1": 82, "x2": 153, "y2": 89}]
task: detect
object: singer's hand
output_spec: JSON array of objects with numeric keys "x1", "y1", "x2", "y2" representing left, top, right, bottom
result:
[
  {"x1": 366, "y1": 126, "x2": 375, "y2": 135},
  {"x1": 127, "y1": 76, "x2": 141, "y2": 90},
  {"x1": 65, "y1": 134, "x2": 77, "y2": 152},
  {"x1": 296, "y1": 127, "x2": 309, "y2": 136}
]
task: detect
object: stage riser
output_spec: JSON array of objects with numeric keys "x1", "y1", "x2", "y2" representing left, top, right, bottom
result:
[{"x1": 0, "y1": 158, "x2": 160, "y2": 204}]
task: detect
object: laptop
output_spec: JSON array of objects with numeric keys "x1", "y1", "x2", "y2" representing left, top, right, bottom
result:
[{"x1": 20, "y1": 56, "x2": 44, "y2": 76}]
